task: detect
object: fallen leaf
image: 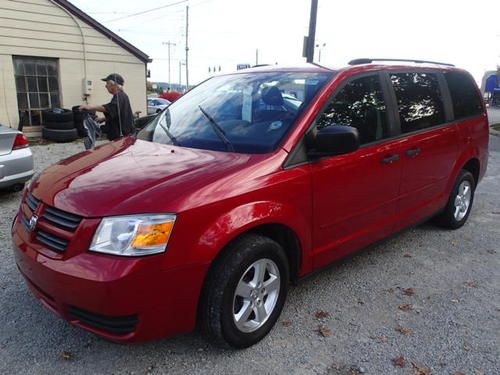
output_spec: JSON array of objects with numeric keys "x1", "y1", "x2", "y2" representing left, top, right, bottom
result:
[
  {"x1": 370, "y1": 335, "x2": 388, "y2": 343},
  {"x1": 464, "y1": 280, "x2": 478, "y2": 288},
  {"x1": 463, "y1": 344, "x2": 471, "y2": 351},
  {"x1": 451, "y1": 299, "x2": 460, "y2": 304},
  {"x1": 315, "y1": 310, "x2": 329, "y2": 319},
  {"x1": 473, "y1": 370, "x2": 485, "y2": 375},
  {"x1": 347, "y1": 371, "x2": 358, "y2": 375},
  {"x1": 403, "y1": 288, "x2": 415, "y2": 296},
  {"x1": 392, "y1": 356, "x2": 406, "y2": 368},
  {"x1": 318, "y1": 325, "x2": 332, "y2": 337},
  {"x1": 451, "y1": 240, "x2": 457, "y2": 246},
  {"x1": 396, "y1": 326, "x2": 413, "y2": 336},
  {"x1": 412, "y1": 362, "x2": 432, "y2": 375},
  {"x1": 398, "y1": 304, "x2": 413, "y2": 312},
  {"x1": 282, "y1": 320, "x2": 292, "y2": 327},
  {"x1": 61, "y1": 351, "x2": 73, "y2": 360}
]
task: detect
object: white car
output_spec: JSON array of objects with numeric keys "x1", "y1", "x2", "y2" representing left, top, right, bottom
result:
[
  {"x1": 0, "y1": 124, "x2": 34, "y2": 191},
  {"x1": 147, "y1": 98, "x2": 171, "y2": 115}
]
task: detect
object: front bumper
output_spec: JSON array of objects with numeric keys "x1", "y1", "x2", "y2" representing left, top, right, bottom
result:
[{"x1": 12, "y1": 215, "x2": 208, "y2": 342}]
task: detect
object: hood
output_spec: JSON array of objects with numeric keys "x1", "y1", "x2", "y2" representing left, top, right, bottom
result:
[{"x1": 31, "y1": 138, "x2": 274, "y2": 217}]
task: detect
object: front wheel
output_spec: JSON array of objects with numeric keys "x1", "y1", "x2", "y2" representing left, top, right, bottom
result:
[
  {"x1": 434, "y1": 169, "x2": 475, "y2": 229},
  {"x1": 200, "y1": 234, "x2": 289, "y2": 348}
]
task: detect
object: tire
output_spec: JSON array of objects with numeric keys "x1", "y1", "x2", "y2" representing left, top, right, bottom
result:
[
  {"x1": 42, "y1": 127, "x2": 78, "y2": 143},
  {"x1": 43, "y1": 121, "x2": 75, "y2": 130},
  {"x1": 42, "y1": 109, "x2": 73, "y2": 123},
  {"x1": 433, "y1": 170, "x2": 475, "y2": 229},
  {"x1": 200, "y1": 234, "x2": 289, "y2": 349}
]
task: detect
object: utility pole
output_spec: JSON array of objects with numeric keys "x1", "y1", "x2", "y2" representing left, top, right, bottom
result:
[
  {"x1": 162, "y1": 41, "x2": 176, "y2": 87},
  {"x1": 185, "y1": 5, "x2": 189, "y2": 89},
  {"x1": 304, "y1": 0, "x2": 318, "y2": 63},
  {"x1": 256, "y1": 48, "x2": 259, "y2": 65}
]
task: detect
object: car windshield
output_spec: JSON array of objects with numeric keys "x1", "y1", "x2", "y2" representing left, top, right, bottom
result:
[{"x1": 138, "y1": 71, "x2": 333, "y2": 153}]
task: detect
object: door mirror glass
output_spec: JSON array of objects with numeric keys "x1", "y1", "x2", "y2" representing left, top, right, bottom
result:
[{"x1": 309, "y1": 124, "x2": 359, "y2": 157}]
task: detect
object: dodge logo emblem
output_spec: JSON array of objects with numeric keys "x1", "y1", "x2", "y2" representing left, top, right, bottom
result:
[{"x1": 28, "y1": 214, "x2": 38, "y2": 232}]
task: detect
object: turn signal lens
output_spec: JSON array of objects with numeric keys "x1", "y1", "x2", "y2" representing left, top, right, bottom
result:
[{"x1": 132, "y1": 221, "x2": 174, "y2": 247}]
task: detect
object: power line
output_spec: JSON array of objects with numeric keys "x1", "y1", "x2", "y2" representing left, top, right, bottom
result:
[{"x1": 105, "y1": 0, "x2": 188, "y2": 23}]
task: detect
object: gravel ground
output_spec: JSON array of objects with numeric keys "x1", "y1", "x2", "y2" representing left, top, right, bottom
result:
[{"x1": 0, "y1": 138, "x2": 499, "y2": 375}]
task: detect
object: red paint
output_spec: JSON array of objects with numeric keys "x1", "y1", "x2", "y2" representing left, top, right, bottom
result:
[{"x1": 12, "y1": 63, "x2": 489, "y2": 342}]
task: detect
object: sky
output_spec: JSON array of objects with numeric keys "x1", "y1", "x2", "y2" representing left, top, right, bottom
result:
[{"x1": 70, "y1": 0, "x2": 500, "y2": 86}]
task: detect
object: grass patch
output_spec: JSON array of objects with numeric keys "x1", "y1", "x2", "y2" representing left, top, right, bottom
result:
[{"x1": 492, "y1": 123, "x2": 500, "y2": 131}]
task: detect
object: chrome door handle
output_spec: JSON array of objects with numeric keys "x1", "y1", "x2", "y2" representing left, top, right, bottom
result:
[
  {"x1": 381, "y1": 154, "x2": 400, "y2": 164},
  {"x1": 405, "y1": 147, "x2": 421, "y2": 158}
]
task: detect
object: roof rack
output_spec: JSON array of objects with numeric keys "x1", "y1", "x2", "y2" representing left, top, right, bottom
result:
[{"x1": 348, "y1": 58, "x2": 455, "y2": 67}]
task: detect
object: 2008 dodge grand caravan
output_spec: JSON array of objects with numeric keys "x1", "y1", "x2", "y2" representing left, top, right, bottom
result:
[{"x1": 12, "y1": 59, "x2": 489, "y2": 348}]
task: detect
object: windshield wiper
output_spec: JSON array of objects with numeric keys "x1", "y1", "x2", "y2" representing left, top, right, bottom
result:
[
  {"x1": 157, "y1": 110, "x2": 179, "y2": 145},
  {"x1": 198, "y1": 105, "x2": 235, "y2": 152}
]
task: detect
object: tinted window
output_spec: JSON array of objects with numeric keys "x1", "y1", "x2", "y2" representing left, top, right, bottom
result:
[
  {"x1": 390, "y1": 72, "x2": 445, "y2": 133},
  {"x1": 317, "y1": 75, "x2": 389, "y2": 145},
  {"x1": 445, "y1": 71, "x2": 483, "y2": 119}
]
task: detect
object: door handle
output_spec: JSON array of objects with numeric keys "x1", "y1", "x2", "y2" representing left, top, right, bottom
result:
[
  {"x1": 381, "y1": 154, "x2": 400, "y2": 164},
  {"x1": 405, "y1": 147, "x2": 421, "y2": 158}
]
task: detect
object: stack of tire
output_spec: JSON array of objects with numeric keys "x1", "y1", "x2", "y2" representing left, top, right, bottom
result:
[{"x1": 42, "y1": 109, "x2": 79, "y2": 142}]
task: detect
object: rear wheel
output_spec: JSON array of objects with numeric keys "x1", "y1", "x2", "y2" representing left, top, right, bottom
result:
[
  {"x1": 434, "y1": 169, "x2": 475, "y2": 229},
  {"x1": 200, "y1": 234, "x2": 289, "y2": 348}
]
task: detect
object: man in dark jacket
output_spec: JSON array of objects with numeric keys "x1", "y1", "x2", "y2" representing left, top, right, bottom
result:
[{"x1": 80, "y1": 73, "x2": 135, "y2": 141}]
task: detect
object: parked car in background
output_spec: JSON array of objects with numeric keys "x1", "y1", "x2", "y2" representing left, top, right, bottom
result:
[
  {"x1": 147, "y1": 98, "x2": 170, "y2": 115},
  {"x1": 12, "y1": 60, "x2": 488, "y2": 349},
  {"x1": 0, "y1": 124, "x2": 34, "y2": 191}
]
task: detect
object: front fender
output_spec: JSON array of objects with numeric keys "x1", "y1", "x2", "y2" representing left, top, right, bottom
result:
[{"x1": 193, "y1": 201, "x2": 312, "y2": 273}]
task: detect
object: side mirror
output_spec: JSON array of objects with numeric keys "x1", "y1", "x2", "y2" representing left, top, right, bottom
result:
[{"x1": 309, "y1": 124, "x2": 359, "y2": 158}]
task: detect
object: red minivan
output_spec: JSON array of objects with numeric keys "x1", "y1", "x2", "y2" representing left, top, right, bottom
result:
[{"x1": 12, "y1": 59, "x2": 489, "y2": 348}]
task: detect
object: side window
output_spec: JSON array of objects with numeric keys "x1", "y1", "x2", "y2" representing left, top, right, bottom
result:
[
  {"x1": 444, "y1": 71, "x2": 483, "y2": 119},
  {"x1": 390, "y1": 72, "x2": 445, "y2": 133},
  {"x1": 317, "y1": 75, "x2": 389, "y2": 145}
]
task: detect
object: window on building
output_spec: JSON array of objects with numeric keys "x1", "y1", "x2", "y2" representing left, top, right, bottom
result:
[
  {"x1": 444, "y1": 71, "x2": 483, "y2": 120},
  {"x1": 390, "y1": 72, "x2": 445, "y2": 133},
  {"x1": 317, "y1": 75, "x2": 389, "y2": 145},
  {"x1": 13, "y1": 57, "x2": 60, "y2": 126}
]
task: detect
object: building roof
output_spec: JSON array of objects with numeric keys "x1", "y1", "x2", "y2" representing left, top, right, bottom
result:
[{"x1": 52, "y1": 0, "x2": 152, "y2": 63}]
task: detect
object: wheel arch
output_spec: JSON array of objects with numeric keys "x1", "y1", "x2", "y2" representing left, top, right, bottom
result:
[
  {"x1": 461, "y1": 157, "x2": 480, "y2": 186},
  {"x1": 195, "y1": 221, "x2": 304, "y2": 330}
]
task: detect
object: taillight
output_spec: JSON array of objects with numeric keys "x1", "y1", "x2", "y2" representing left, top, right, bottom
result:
[{"x1": 13, "y1": 133, "x2": 29, "y2": 150}]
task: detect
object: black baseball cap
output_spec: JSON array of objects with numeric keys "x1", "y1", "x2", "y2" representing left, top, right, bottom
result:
[{"x1": 101, "y1": 73, "x2": 124, "y2": 85}]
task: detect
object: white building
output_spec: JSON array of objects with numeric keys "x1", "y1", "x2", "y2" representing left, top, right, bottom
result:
[{"x1": 0, "y1": 0, "x2": 151, "y2": 136}]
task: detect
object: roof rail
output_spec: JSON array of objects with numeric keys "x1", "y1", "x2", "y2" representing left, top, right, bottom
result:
[{"x1": 348, "y1": 58, "x2": 455, "y2": 67}]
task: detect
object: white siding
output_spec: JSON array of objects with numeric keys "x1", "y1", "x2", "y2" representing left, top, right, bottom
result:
[{"x1": 0, "y1": 0, "x2": 147, "y2": 128}]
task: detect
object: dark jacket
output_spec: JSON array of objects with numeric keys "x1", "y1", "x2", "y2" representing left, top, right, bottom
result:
[{"x1": 103, "y1": 91, "x2": 134, "y2": 140}]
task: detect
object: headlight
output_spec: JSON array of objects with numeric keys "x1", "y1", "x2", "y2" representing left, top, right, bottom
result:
[{"x1": 90, "y1": 214, "x2": 176, "y2": 257}]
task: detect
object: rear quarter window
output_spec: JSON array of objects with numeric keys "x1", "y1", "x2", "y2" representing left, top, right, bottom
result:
[{"x1": 444, "y1": 71, "x2": 483, "y2": 120}]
